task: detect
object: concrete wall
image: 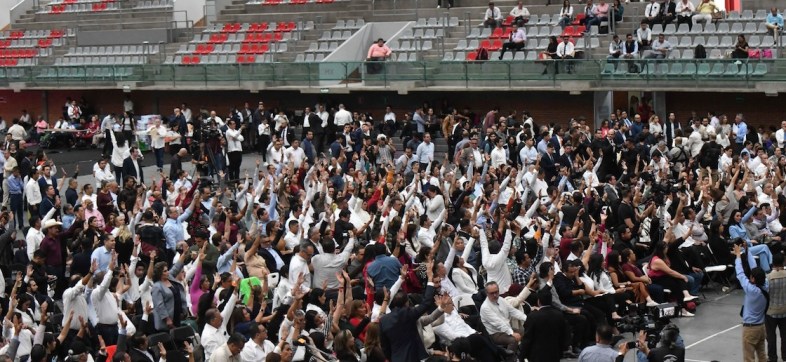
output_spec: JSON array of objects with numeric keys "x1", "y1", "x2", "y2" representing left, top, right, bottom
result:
[
  {"x1": 77, "y1": 29, "x2": 170, "y2": 46},
  {"x1": 173, "y1": 0, "x2": 205, "y2": 28},
  {"x1": 6, "y1": 0, "x2": 29, "y2": 30}
]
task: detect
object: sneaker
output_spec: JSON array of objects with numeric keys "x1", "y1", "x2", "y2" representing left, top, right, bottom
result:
[
  {"x1": 646, "y1": 300, "x2": 658, "y2": 307},
  {"x1": 680, "y1": 310, "x2": 695, "y2": 317},
  {"x1": 683, "y1": 295, "x2": 698, "y2": 302}
]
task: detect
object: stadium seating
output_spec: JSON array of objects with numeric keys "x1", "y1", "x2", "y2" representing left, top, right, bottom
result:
[{"x1": 302, "y1": 19, "x2": 365, "y2": 61}]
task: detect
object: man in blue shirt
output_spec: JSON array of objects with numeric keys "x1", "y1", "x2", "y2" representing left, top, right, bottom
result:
[
  {"x1": 366, "y1": 243, "x2": 402, "y2": 292},
  {"x1": 733, "y1": 113, "x2": 748, "y2": 155},
  {"x1": 90, "y1": 235, "x2": 115, "y2": 273},
  {"x1": 766, "y1": 8, "x2": 784, "y2": 35},
  {"x1": 735, "y1": 243, "x2": 769, "y2": 362},
  {"x1": 163, "y1": 190, "x2": 200, "y2": 262}
]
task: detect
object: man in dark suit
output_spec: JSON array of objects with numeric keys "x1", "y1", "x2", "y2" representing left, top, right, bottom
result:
[
  {"x1": 277, "y1": 121, "x2": 294, "y2": 148},
  {"x1": 521, "y1": 287, "x2": 570, "y2": 362},
  {"x1": 663, "y1": 112, "x2": 682, "y2": 146},
  {"x1": 169, "y1": 147, "x2": 187, "y2": 181},
  {"x1": 123, "y1": 146, "x2": 144, "y2": 184},
  {"x1": 380, "y1": 261, "x2": 436, "y2": 362},
  {"x1": 540, "y1": 143, "x2": 559, "y2": 183},
  {"x1": 661, "y1": 0, "x2": 677, "y2": 25}
]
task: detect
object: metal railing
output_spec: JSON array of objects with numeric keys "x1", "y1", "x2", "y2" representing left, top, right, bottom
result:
[{"x1": 0, "y1": 58, "x2": 778, "y2": 89}]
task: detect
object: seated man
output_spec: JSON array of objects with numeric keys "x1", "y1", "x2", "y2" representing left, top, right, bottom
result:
[
  {"x1": 556, "y1": 35, "x2": 576, "y2": 73},
  {"x1": 636, "y1": 21, "x2": 652, "y2": 49},
  {"x1": 766, "y1": 8, "x2": 784, "y2": 35},
  {"x1": 642, "y1": 0, "x2": 661, "y2": 26},
  {"x1": 432, "y1": 294, "x2": 504, "y2": 361},
  {"x1": 622, "y1": 33, "x2": 639, "y2": 72},
  {"x1": 366, "y1": 38, "x2": 391, "y2": 74},
  {"x1": 608, "y1": 34, "x2": 623, "y2": 61},
  {"x1": 498, "y1": 23, "x2": 526, "y2": 59},
  {"x1": 693, "y1": 0, "x2": 718, "y2": 25},
  {"x1": 480, "y1": 281, "x2": 527, "y2": 352},
  {"x1": 675, "y1": 0, "x2": 695, "y2": 29},
  {"x1": 484, "y1": 2, "x2": 503, "y2": 29},
  {"x1": 645, "y1": 33, "x2": 673, "y2": 59},
  {"x1": 509, "y1": 1, "x2": 530, "y2": 26},
  {"x1": 580, "y1": 0, "x2": 597, "y2": 27}
]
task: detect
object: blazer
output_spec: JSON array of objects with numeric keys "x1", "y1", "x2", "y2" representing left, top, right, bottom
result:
[
  {"x1": 520, "y1": 305, "x2": 568, "y2": 362},
  {"x1": 38, "y1": 176, "x2": 59, "y2": 196},
  {"x1": 380, "y1": 285, "x2": 436, "y2": 362},
  {"x1": 123, "y1": 156, "x2": 144, "y2": 183},
  {"x1": 151, "y1": 261, "x2": 186, "y2": 331}
]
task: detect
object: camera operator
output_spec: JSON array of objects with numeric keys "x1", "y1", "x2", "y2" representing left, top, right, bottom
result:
[{"x1": 633, "y1": 326, "x2": 686, "y2": 362}]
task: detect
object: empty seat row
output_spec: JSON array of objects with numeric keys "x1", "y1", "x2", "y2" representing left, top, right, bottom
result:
[
  {"x1": 652, "y1": 22, "x2": 770, "y2": 36},
  {"x1": 43, "y1": 2, "x2": 120, "y2": 13},
  {"x1": 388, "y1": 40, "x2": 433, "y2": 51},
  {"x1": 442, "y1": 51, "x2": 535, "y2": 61},
  {"x1": 54, "y1": 56, "x2": 147, "y2": 66},
  {"x1": 36, "y1": 67, "x2": 134, "y2": 79},
  {"x1": 305, "y1": 41, "x2": 340, "y2": 53},
  {"x1": 191, "y1": 32, "x2": 292, "y2": 44},
  {"x1": 333, "y1": 19, "x2": 366, "y2": 30},
  {"x1": 168, "y1": 54, "x2": 273, "y2": 64},
  {"x1": 0, "y1": 58, "x2": 38, "y2": 67},
  {"x1": 0, "y1": 48, "x2": 43, "y2": 58},
  {"x1": 728, "y1": 9, "x2": 772, "y2": 21},
  {"x1": 413, "y1": 17, "x2": 460, "y2": 29},
  {"x1": 320, "y1": 30, "x2": 353, "y2": 41},
  {"x1": 0, "y1": 29, "x2": 68, "y2": 40},
  {"x1": 204, "y1": 21, "x2": 312, "y2": 33},
  {"x1": 67, "y1": 45, "x2": 159, "y2": 56},
  {"x1": 0, "y1": 38, "x2": 64, "y2": 49},
  {"x1": 601, "y1": 62, "x2": 768, "y2": 77},
  {"x1": 49, "y1": 0, "x2": 115, "y2": 5},
  {"x1": 134, "y1": 0, "x2": 174, "y2": 8},
  {"x1": 178, "y1": 42, "x2": 288, "y2": 54},
  {"x1": 295, "y1": 53, "x2": 325, "y2": 62},
  {"x1": 246, "y1": 0, "x2": 346, "y2": 4},
  {"x1": 467, "y1": 26, "x2": 567, "y2": 40},
  {"x1": 399, "y1": 28, "x2": 445, "y2": 41}
]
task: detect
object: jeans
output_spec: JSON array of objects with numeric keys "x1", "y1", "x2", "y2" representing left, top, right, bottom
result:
[
  {"x1": 9, "y1": 194, "x2": 22, "y2": 229},
  {"x1": 749, "y1": 244, "x2": 773, "y2": 273},
  {"x1": 767, "y1": 315, "x2": 786, "y2": 362},
  {"x1": 684, "y1": 271, "x2": 704, "y2": 296}
]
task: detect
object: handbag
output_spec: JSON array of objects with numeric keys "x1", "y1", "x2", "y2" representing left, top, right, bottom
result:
[
  {"x1": 763, "y1": 49, "x2": 773, "y2": 58},
  {"x1": 748, "y1": 49, "x2": 761, "y2": 59},
  {"x1": 539, "y1": 51, "x2": 551, "y2": 60}
]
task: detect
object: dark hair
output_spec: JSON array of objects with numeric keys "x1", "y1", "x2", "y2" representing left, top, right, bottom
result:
[
  {"x1": 587, "y1": 253, "x2": 605, "y2": 281},
  {"x1": 538, "y1": 262, "x2": 553, "y2": 279},
  {"x1": 537, "y1": 286, "x2": 553, "y2": 306},
  {"x1": 774, "y1": 253, "x2": 785, "y2": 267},
  {"x1": 227, "y1": 332, "x2": 245, "y2": 346},
  {"x1": 596, "y1": 324, "x2": 615, "y2": 343}
]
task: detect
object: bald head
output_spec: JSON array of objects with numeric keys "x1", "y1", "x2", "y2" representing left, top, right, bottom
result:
[{"x1": 177, "y1": 147, "x2": 188, "y2": 157}]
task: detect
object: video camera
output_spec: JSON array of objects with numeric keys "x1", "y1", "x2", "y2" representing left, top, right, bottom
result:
[{"x1": 616, "y1": 302, "x2": 679, "y2": 349}]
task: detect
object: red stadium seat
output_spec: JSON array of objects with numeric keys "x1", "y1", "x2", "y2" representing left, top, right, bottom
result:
[
  {"x1": 465, "y1": 52, "x2": 477, "y2": 61},
  {"x1": 490, "y1": 28, "x2": 503, "y2": 39},
  {"x1": 573, "y1": 13, "x2": 585, "y2": 25},
  {"x1": 479, "y1": 39, "x2": 491, "y2": 49},
  {"x1": 258, "y1": 44, "x2": 269, "y2": 53},
  {"x1": 190, "y1": 56, "x2": 200, "y2": 64},
  {"x1": 489, "y1": 39, "x2": 502, "y2": 51},
  {"x1": 244, "y1": 55, "x2": 256, "y2": 62},
  {"x1": 501, "y1": 27, "x2": 512, "y2": 39},
  {"x1": 239, "y1": 44, "x2": 251, "y2": 54},
  {"x1": 502, "y1": 15, "x2": 514, "y2": 27}
]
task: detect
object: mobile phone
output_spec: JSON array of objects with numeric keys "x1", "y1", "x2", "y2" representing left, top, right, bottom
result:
[{"x1": 626, "y1": 341, "x2": 637, "y2": 349}]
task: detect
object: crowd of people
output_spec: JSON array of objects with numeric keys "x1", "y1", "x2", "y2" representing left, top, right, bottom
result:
[{"x1": 0, "y1": 97, "x2": 779, "y2": 362}]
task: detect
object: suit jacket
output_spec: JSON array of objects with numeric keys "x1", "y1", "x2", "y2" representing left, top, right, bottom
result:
[
  {"x1": 380, "y1": 285, "x2": 436, "y2": 362},
  {"x1": 38, "y1": 176, "x2": 59, "y2": 196},
  {"x1": 308, "y1": 113, "x2": 324, "y2": 133},
  {"x1": 663, "y1": 121, "x2": 681, "y2": 146},
  {"x1": 258, "y1": 247, "x2": 283, "y2": 274},
  {"x1": 662, "y1": 0, "x2": 676, "y2": 16},
  {"x1": 540, "y1": 152, "x2": 558, "y2": 183},
  {"x1": 520, "y1": 305, "x2": 567, "y2": 362},
  {"x1": 129, "y1": 347, "x2": 156, "y2": 362},
  {"x1": 169, "y1": 154, "x2": 183, "y2": 181},
  {"x1": 123, "y1": 157, "x2": 144, "y2": 183},
  {"x1": 279, "y1": 126, "x2": 295, "y2": 146}
]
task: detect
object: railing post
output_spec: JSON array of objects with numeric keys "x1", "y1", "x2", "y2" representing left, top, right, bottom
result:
[{"x1": 465, "y1": 11, "x2": 470, "y2": 37}]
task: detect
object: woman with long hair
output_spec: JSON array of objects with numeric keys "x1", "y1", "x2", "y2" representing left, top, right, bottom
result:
[
  {"x1": 647, "y1": 242, "x2": 698, "y2": 309},
  {"x1": 334, "y1": 329, "x2": 362, "y2": 362},
  {"x1": 621, "y1": 248, "x2": 665, "y2": 303},
  {"x1": 728, "y1": 207, "x2": 773, "y2": 273},
  {"x1": 111, "y1": 212, "x2": 134, "y2": 265},
  {"x1": 585, "y1": 253, "x2": 636, "y2": 314},
  {"x1": 348, "y1": 300, "x2": 371, "y2": 344},
  {"x1": 607, "y1": 250, "x2": 658, "y2": 306},
  {"x1": 364, "y1": 322, "x2": 386, "y2": 362}
]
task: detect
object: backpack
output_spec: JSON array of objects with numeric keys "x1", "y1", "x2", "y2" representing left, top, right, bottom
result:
[
  {"x1": 694, "y1": 44, "x2": 707, "y2": 59},
  {"x1": 475, "y1": 47, "x2": 489, "y2": 61}
]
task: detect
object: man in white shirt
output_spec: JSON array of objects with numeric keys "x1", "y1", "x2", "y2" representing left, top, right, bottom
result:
[
  {"x1": 225, "y1": 119, "x2": 245, "y2": 181},
  {"x1": 26, "y1": 209, "x2": 53, "y2": 261},
  {"x1": 636, "y1": 21, "x2": 652, "y2": 48},
  {"x1": 676, "y1": 0, "x2": 695, "y2": 28},
  {"x1": 240, "y1": 324, "x2": 275, "y2": 362},
  {"x1": 509, "y1": 1, "x2": 530, "y2": 26},
  {"x1": 146, "y1": 118, "x2": 167, "y2": 172},
  {"x1": 643, "y1": 0, "x2": 661, "y2": 26},
  {"x1": 63, "y1": 262, "x2": 96, "y2": 332},
  {"x1": 7, "y1": 119, "x2": 26, "y2": 142},
  {"x1": 480, "y1": 280, "x2": 527, "y2": 351},
  {"x1": 334, "y1": 104, "x2": 353, "y2": 128},
  {"x1": 519, "y1": 137, "x2": 538, "y2": 166},
  {"x1": 490, "y1": 137, "x2": 507, "y2": 167},
  {"x1": 556, "y1": 35, "x2": 576, "y2": 73},
  {"x1": 25, "y1": 168, "x2": 42, "y2": 215},
  {"x1": 646, "y1": 33, "x2": 672, "y2": 59},
  {"x1": 93, "y1": 158, "x2": 115, "y2": 188},
  {"x1": 479, "y1": 228, "x2": 513, "y2": 295},
  {"x1": 484, "y1": 2, "x2": 503, "y2": 29},
  {"x1": 776, "y1": 121, "x2": 786, "y2": 150},
  {"x1": 283, "y1": 139, "x2": 306, "y2": 169},
  {"x1": 91, "y1": 252, "x2": 119, "y2": 345},
  {"x1": 498, "y1": 23, "x2": 527, "y2": 59},
  {"x1": 266, "y1": 138, "x2": 285, "y2": 168},
  {"x1": 432, "y1": 295, "x2": 501, "y2": 360},
  {"x1": 201, "y1": 289, "x2": 238, "y2": 361},
  {"x1": 415, "y1": 133, "x2": 435, "y2": 169},
  {"x1": 288, "y1": 242, "x2": 314, "y2": 295}
]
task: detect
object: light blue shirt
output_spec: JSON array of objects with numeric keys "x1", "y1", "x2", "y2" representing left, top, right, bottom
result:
[
  {"x1": 90, "y1": 246, "x2": 112, "y2": 273},
  {"x1": 216, "y1": 242, "x2": 241, "y2": 274},
  {"x1": 736, "y1": 256, "x2": 769, "y2": 325},
  {"x1": 415, "y1": 142, "x2": 435, "y2": 164},
  {"x1": 767, "y1": 13, "x2": 784, "y2": 28},
  {"x1": 736, "y1": 121, "x2": 748, "y2": 144},
  {"x1": 163, "y1": 207, "x2": 194, "y2": 250},
  {"x1": 578, "y1": 343, "x2": 618, "y2": 362}
]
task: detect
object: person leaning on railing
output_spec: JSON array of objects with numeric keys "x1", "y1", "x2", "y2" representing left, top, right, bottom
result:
[{"x1": 366, "y1": 38, "x2": 391, "y2": 75}]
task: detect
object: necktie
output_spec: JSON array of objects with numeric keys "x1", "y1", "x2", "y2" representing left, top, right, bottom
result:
[{"x1": 650, "y1": 5, "x2": 654, "y2": 16}]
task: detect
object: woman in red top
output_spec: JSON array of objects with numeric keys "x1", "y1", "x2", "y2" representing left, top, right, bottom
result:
[
  {"x1": 646, "y1": 242, "x2": 698, "y2": 303},
  {"x1": 348, "y1": 300, "x2": 370, "y2": 343}
]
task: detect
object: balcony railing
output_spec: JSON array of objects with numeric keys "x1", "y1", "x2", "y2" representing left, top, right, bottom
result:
[{"x1": 0, "y1": 58, "x2": 778, "y2": 89}]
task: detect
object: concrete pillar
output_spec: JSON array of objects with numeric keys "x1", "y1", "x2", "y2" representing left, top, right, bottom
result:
[{"x1": 594, "y1": 91, "x2": 613, "y2": 128}]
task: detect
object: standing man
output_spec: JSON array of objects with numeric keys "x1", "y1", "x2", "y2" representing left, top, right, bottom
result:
[
  {"x1": 123, "y1": 146, "x2": 144, "y2": 184},
  {"x1": 767, "y1": 253, "x2": 786, "y2": 362},
  {"x1": 732, "y1": 113, "x2": 748, "y2": 155},
  {"x1": 225, "y1": 119, "x2": 245, "y2": 181},
  {"x1": 334, "y1": 104, "x2": 353, "y2": 140},
  {"x1": 735, "y1": 243, "x2": 769, "y2": 362},
  {"x1": 147, "y1": 117, "x2": 167, "y2": 173}
]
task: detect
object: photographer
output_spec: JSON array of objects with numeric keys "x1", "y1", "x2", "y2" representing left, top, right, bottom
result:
[{"x1": 634, "y1": 327, "x2": 686, "y2": 362}]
